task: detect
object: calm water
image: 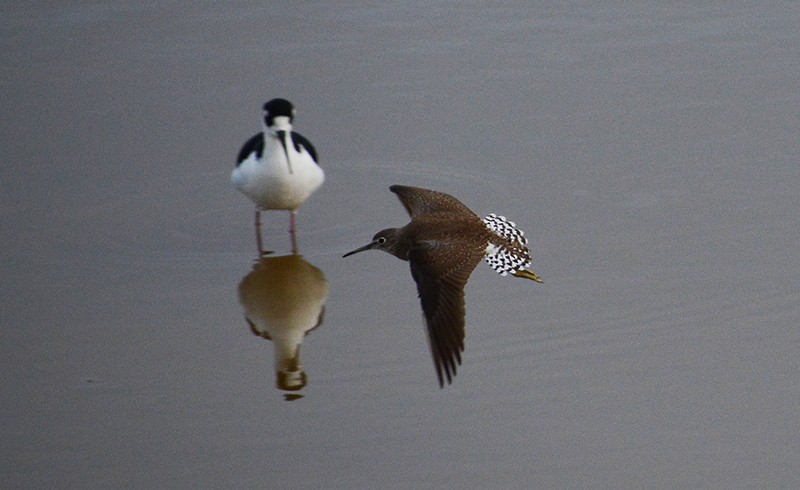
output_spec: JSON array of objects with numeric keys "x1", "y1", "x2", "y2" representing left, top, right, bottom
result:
[{"x1": 3, "y1": 2, "x2": 800, "y2": 488}]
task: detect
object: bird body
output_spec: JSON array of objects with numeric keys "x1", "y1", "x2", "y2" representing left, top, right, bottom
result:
[
  {"x1": 343, "y1": 185, "x2": 543, "y2": 387},
  {"x1": 232, "y1": 124, "x2": 323, "y2": 211}
]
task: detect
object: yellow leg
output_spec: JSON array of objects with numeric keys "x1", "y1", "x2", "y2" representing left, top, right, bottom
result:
[{"x1": 513, "y1": 269, "x2": 543, "y2": 283}]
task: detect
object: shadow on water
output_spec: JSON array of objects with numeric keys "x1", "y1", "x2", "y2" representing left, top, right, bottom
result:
[{"x1": 236, "y1": 253, "x2": 329, "y2": 401}]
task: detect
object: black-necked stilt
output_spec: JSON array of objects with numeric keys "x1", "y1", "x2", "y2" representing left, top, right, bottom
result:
[
  {"x1": 232, "y1": 98, "x2": 324, "y2": 254},
  {"x1": 343, "y1": 185, "x2": 543, "y2": 387}
]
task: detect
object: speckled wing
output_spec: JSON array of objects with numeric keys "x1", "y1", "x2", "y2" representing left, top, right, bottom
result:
[
  {"x1": 408, "y1": 239, "x2": 485, "y2": 387},
  {"x1": 390, "y1": 185, "x2": 479, "y2": 219}
]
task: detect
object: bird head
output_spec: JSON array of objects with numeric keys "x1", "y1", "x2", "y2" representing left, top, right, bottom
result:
[
  {"x1": 262, "y1": 98, "x2": 295, "y2": 129},
  {"x1": 343, "y1": 228, "x2": 405, "y2": 260}
]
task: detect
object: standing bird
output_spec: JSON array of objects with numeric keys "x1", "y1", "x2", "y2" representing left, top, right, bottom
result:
[
  {"x1": 232, "y1": 98, "x2": 323, "y2": 254},
  {"x1": 343, "y1": 185, "x2": 543, "y2": 387}
]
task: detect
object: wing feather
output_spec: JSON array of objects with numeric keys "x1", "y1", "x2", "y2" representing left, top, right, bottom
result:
[
  {"x1": 408, "y1": 240, "x2": 483, "y2": 387},
  {"x1": 390, "y1": 185, "x2": 478, "y2": 218},
  {"x1": 237, "y1": 133, "x2": 264, "y2": 164}
]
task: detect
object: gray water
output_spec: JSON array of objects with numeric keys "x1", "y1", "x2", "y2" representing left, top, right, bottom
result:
[{"x1": 3, "y1": 2, "x2": 799, "y2": 488}]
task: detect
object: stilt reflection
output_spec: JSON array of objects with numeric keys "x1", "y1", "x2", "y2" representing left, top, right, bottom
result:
[{"x1": 237, "y1": 253, "x2": 328, "y2": 400}]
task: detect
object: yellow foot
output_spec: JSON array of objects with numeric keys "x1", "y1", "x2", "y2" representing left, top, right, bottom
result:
[{"x1": 512, "y1": 269, "x2": 543, "y2": 283}]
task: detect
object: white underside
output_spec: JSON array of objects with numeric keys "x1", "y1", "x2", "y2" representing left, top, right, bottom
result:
[{"x1": 231, "y1": 136, "x2": 324, "y2": 210}]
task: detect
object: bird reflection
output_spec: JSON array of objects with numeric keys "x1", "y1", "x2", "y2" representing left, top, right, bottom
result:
[{"x1": 237, "y1": 253, "x2": 328, "y2": 400}]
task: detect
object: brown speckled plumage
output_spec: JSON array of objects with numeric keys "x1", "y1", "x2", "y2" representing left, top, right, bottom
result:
[{"x1": 343, "y1": 185, "x2": 543, "y2": 387}]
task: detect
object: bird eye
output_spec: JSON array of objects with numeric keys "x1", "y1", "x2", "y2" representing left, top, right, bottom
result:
[{"x1": 376, "y1": 237, "x2": 387, "y2": 245}]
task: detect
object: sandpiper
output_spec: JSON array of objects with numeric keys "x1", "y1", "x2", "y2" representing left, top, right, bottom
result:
[
  {"x1": 343, "y1": 185, "x2": 543, "y2": 387},
  {"x1": 232, "y1": 98, "x2": 324, "y2": 254}
]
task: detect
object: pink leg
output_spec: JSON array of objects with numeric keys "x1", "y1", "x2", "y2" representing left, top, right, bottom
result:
[
  {"x1": 254, "y1": 209, "x2": 265, "y2": 255},
  {"x1": 289, "y1": 210, "x2": 299, "y2": 254}
]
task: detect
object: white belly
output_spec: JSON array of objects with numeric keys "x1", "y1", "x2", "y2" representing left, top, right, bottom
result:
[{"x1": 231, "y1": 143, "x2": 324, "y2": 210}]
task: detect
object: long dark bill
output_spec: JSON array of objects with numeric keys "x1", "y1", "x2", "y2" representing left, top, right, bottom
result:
[{"x1": 342, "y1": 242, "x2": 375, "y2": 258}]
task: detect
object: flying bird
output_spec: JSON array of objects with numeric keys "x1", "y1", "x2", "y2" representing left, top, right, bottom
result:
[{"x1": 343, "y1": 185, "x2": 543, "y2": 387}]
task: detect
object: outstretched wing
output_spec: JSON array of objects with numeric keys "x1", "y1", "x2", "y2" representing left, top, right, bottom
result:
[
  {"x1": 390, "y1": 185, "x2": 478, "y2": 218},
  {"x1": 408, "y1": 239, "x2": 484, "y2": 387}
]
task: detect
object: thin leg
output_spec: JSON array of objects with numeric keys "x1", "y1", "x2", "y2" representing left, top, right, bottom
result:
[
  {"x1": 289, "y1": 210, "x2": 299, "y2": 254},
  {"x1": 254, "y1": 208, "x2": 265, "y2": 255}
]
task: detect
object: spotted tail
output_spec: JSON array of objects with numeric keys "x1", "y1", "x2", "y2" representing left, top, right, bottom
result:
[{"x1": 482, "y1": 214, "x2": 542, "y2": 282}]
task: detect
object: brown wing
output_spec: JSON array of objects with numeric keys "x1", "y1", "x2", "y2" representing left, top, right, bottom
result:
[
  {"x1": 390, "y1": 185, "x2": 479, "y2": 219},
  {"x1": 408, "y1": 239, "x2": 484, "y2": 387}
]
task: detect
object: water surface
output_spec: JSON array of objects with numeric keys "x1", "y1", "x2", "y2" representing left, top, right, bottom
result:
[{"x1": 3, "y1": 2, "x2": 800, "y2": 488}]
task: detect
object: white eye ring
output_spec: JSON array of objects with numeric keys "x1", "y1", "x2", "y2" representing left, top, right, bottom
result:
[{"x1": 376, "y1": 237, "x2": 387, "y2": 245}]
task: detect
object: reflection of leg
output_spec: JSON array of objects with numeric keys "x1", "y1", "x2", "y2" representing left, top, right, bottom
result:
[
  {"x1": 289, "y1": 210, "x2": 299, "y2": 254},
  {"x1": 255, "y1": 208, "x2": 264, "y2": 255}
]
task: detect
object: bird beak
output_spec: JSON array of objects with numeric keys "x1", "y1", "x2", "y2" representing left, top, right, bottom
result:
[
  {"x1": 342, "y1": 242, "x2": 375, "y2": 258},
  {"x1": 275, "y1": 130, "x2": 293, "y2": 173}
]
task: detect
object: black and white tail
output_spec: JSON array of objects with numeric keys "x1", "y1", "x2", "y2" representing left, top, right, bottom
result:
[{"x1": 482, "y1": 214, "x2": 532, "y2": 276}]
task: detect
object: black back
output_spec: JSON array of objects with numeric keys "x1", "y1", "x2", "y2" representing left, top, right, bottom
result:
[
  {"x1": 236, "y1": 133, "x2": 264, "y2": 165},
  {"x1": 290, "y1": 132, "x2": 319, "y2": 164}
]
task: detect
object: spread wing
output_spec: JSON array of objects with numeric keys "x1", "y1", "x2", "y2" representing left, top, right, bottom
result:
[
  {"x1": 408, "y1": 239, "x2": 484, "y2": 387},
  {"x1": 390, "y1": 185, "x2": 478, "y2": 219},
  {"x1": 237, "y1": 133, "x2": 264, "y2": 165}
]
